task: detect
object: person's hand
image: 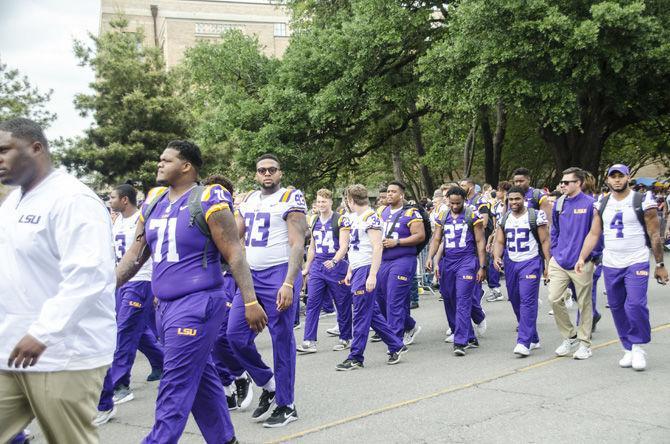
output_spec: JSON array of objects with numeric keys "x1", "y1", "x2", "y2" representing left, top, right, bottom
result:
[
  {"x1": 382, "y1": 238, "x2": 399, "y2": 249},
  {"x1": 245, "y1": 302, "x2": 268, "y2": 333},
  {"x1": 476, "y1": 267, "x2": 486, "y2": 283},
  {"x1": 434, "y1": 260, "x2": 440, "y2": 278},
  {"x1": 276, "y1": 284, "x2": 294, "y2": 312},
  {"x1": 324, "y1": 260, "x2": 335, "y2": 270},
  {"x1": 574, "y1": 258, "x2": 585, "y2": 275},
  {"x1": 485, "y1": 242, "x2": 493, "y2": 254},
  {"x1": 543, "y1": 266, "x2": 549, "y2": 284},
  {"x1": 8, "y1": 334, "x2": 47, "y2": 368},
  {"x1": 493, "y1": 256, "x2": 503, "y2": 272},
  {"x1": 425, "y1": 257, "x2": 433, "y2": 272},
  {"x1": 655, "y1": 265, "x2": 669, "y2": 285},
  {"x1": 301, "y1": 268, "x2": 309, "y2": 277},
  {"x1": 365, "y1": 275, "x2": 377, "y2": 293},
  {"x1": 344, "y1": 270, "x2": 352, "y2": 286}
]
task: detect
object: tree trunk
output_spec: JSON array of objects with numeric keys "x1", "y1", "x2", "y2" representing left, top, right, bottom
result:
[
  {"x1": 480, "y1": 105, "x2": 494, "y2": 183},
  {"x1": 391, "y1": 150, "x2": 403, "y2": 181},
  {"x1": 409, "y1": 101, "x2": 434, "y2": 197},
  {"x1": 492, "y1": 101, "x2": 507, "y2": 187},
  {"x1": 463, "y1": 117, "x2": 478, "y2": 177}
]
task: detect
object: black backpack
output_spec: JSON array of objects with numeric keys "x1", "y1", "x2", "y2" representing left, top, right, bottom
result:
[
  {"x1": 598, "y1": 192, "x2": 651, "y2": 247},
  {"x1": 500, "y1": 208, "x2": 543, "y2": 257},
  {"x1": 385, "y1": 204, "x2": 432, "y2": 255}
]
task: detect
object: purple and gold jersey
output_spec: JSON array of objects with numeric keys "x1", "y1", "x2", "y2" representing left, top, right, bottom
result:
[
  {"x1": 524, "y1": 187, "x2": 547, "y2": 210},
  {"x1": 309, "y1": 213, "x2": 351, "y2": 262},
  {"x1": 467, "y1": 194, "x2": 491, "y2": 216},
  {"x1": 379, "y1": 206, "x2": 423, "y2": 261},
  {"x1": 436, "y1": 208, "x2": 482, "y2": 264},
  {"x1": 348, "y1": 209, "x2": 382, "y2": 270},
  {"x1": 141, "y1": 185, "x2": 233, "y2": 301}
]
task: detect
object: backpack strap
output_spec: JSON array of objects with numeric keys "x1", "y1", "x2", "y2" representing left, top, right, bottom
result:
[
  {"x1": 309, "y1": 214, "x2": 319, "y2": 233},
  {"x1": 331, "y1": 212, "x2": 341, "y2": 239},
  {"x1": 464, "y1": 206, "x2": 475, "y2": 231},
  {"x1": 187, "y1": 185, "x2": 212, "y2": 269},
  {"x1": 140, "y1": 186, "x2": 169, "y2": 223},
  {"x1": 598, "y1": 193, "x2": 611, "y2": 224},
  {"x1": 633, "y1": 192, "x2": 652, "y2": 247},
  {"x1": 532, "y1": 188, "x2": 542, "y2": 209},
  {"x1": 555, "y1": 195, "x2": 566, "y2": 214},
  {"x1": 528, "y1": 207, "x2": 543, "y2": 257},
  {"x1": 385, "y1": 205, "x2": 407, "y2": 239}
]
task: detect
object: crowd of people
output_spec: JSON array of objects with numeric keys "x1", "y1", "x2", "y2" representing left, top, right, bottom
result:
[{"x1": 0, "y1": 117, "x2": 668, "y2": 444}]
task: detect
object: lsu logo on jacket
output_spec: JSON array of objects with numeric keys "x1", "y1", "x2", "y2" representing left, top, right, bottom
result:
[{"x1": 177, "y1": 328, "x2": 198, "y2": 336}]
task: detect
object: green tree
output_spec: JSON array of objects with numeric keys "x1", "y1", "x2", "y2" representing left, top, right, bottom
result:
[
  {"x1": 0, "y1": 60, "x2": 56, "y2": 127},
  {"x1": 58, "y1": 17, "x2": 188, "y2": 190}
]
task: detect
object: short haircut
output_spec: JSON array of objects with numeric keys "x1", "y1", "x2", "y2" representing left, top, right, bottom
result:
[
  {"x1": 347, "y1": 184, "x2": 369, "y2": 206},
  {"x1": 460, "y1": 177, "x2": 476, "y2": 186},
  {"x1": 256, "y1": 153, "x2": 281, "y2": 168},
  {"x1": 507, "y1": 186, "x2": 526, "y2": 197},
  {"x1": 379, "y1": 187, "x2": 388, "y2": 194},
  {"x1": 433, "y1": 188, "x2": 443, "y2": 198},
  {"x1": 562, "y1": 167, "x2": 586, "y2": 185},
  {"x1": 316, "y1": 188, "x2": 332, "y2": 200},
  {"x1": 0, "y1": 117, "x2": 49, "y2": 150},
  {"x1": 115, "y1": 184, "x2": 137, "y2": 207},
  {"x1": 550, "y1": 190, "x2": 563, "y2": 199},
  {"x1": 498, "y1": 181, "x2": 512, "y2": 192},
  {"x1": 203, "y1": 174, "x2": 235, "y2": 194},
  {"x1": 446, "y1": 186, "x2": 467, "y2": 199},
  {"x1": 167, "y1": 140, "x2": 203, "y2": 171},
  {"x1": 388, "y1": 180, "x2": 406, "y2": 192},
  {"x1": 490, "y1": 190, "x2": 497, "y2": 199},
  {"x1": 512, "y1": 167, "x2": 530, "y2": 178}
]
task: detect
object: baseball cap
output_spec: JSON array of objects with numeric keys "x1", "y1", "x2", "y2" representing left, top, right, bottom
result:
[{"x1": 607, "y1": 164, "x2": 630, "y2": 176}]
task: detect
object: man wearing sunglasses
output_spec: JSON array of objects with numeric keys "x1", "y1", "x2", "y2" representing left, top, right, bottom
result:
[
  {"x1": 547, "y1": 167, "x2": 598, "y2": 360},
  {"x1": 230, "y1": 154, "x2": 307, "y2": 427}
]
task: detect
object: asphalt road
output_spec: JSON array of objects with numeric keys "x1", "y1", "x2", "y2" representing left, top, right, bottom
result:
[{"x1": 27, "y1": 262, "x2": 670, "y2": 444}]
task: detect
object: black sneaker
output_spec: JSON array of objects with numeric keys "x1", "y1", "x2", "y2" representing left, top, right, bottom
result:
[
  {"x1": 146, "y1": 368, "x2": 162, "y2": 382},
  {"x1": 335, "y1": 359, "x2": 364, "y2": 371},
  {"x1": 235, "y1": 373, "x2": 253, "y2": 410},
  {"x1": 453, "y1": 345, "x2": 466, "y2": 356},
  {"x1": 226, "y1": 393, "x2": 238, "y2": 411},
  {"x1": 251, "y1": 389, "x2": 276, "y2": 422},
  {"x1": 225, "y1": 436, "x2": 239, "y2": 444},
  {"x1": 387, "y1": 346, "x2": 407, "y2": 365},
  {"x1": 466, "y1": 338, "x2": 479, "y2": 349},
  {"x1": 592, "y1": 313, "x2": 602, "y2": 332},
  {"x1": 262, "y1": 405, "x2": 298, "y2": 428},
  {"x1": 410, "y1": 300, "x2": 419, "y2": 310},
  {"x1": 370, "y1": 333, "x2": 382, "y2": 342}
]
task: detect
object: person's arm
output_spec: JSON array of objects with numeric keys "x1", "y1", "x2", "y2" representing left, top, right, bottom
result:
[
  {"x1": 115, "y1": 218, "x2": 151, "y2": 288},
  {"x1": 425, "y1": 224, "x2": 443, "y2": 271},
  {"x1": 10, "y1": 196, "x2": 116, "y2": 368},
  {"x1": 327, "y1": 229, "x2": 350, "y2": 267},
  {"x1": 492, "y1": 226, "x2": 505, "y2": 272},
  {"x1": 537, "y1": 224, "x2": 551, "y2": 279},
  {"x1": 473, "y1": 222, "x2": 487, "y2": 282},
  {"x1": 540, "y1": 197, "x2": 553, "y2": 230},
  {"x1": 575, "y1": 212, "x2": 603, "y2": 274},
  {"x1": 367, "y1": 228, "x2": 383, "y2": 292},
  {"x1": 303, "y1": 237, "x2": 316, "y2": 276},
  {"x1": 276, "y1": 211, "x2": 307, "y2": 311},
  {"x1": 235, "y1": 210, "x2": 247, "y2": 246},
  {"x1": 399, "y1": 217, "x2": 426, "y2": 247},
  {"x1": 643, "y1": 208, "x2": 669, "y2": 284},
  {"x1": 208, "y1": 209, "x2": 267, "y2": 332}
]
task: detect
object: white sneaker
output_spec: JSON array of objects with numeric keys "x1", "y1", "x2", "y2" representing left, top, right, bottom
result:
[
  {"x1": 475, "y1": 319, "x2": 487, "y2": 336},
  {"x1": 619, "y1": 350, "x2": 633, "y2": 368},
  {"x1": 548, "y1": 309, "x2": 554, "y2": 316},
  {"x1": 530, "y1": 342, "x2": 541, "y2": 350},
  {"x1": 513, "y1": 343, "x2": 530, "y2": 357},
  {"x1": 296, "y1": 340, "x2": 317, "y2": 353},
  {"x1": 92, "y1": 406, "x2": 116, "y2": 427},
  {"x1": 444, "y1": 333, "x2": 454, "y2": 343},
  {"x1": 631, "y1": 345, "x2": 647, "y2": 371},
  {"x1": 445, "y1": 327, "x2": 452, "y2": 336},
  {"x1": 112, "y1": 386, "x2": 134, "y2": 405},
  {"x1": 572, "y1": 344, "x2": 592, "y2": 360},
  {"x1": 332, "y1": 339, "x2": 351, "y2": 351},
  {"x1": 555, "y1": 338, "x2": 578, "y2": 356},
  {"x1": 326, "y1": 325, "x2": 340, "y2": 336},
  {"x1": 403, "y1": 325, "x2": 422, "y2": 346}
]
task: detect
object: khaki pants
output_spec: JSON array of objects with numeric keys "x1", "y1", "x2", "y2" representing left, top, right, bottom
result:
[
  {"x1": 0, "y1": 366, "x2": 107, "y2": 444},
  {"x1": 548, "y1": 257, "x2": 594, "y2": 346}
]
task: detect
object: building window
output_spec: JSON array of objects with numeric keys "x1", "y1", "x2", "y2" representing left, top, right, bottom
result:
[
  {"x1": 195, "y1": 22, "x2": 242, "y2": 36},
  {"x1": 274, "y1": 23, "x2": 288, "y2": 37}
]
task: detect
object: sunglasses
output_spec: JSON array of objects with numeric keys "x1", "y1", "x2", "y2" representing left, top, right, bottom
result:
[
  {"x1": 257, "y1": 167, "x2": 279, "y2": 175},
  {"x1": 560, "y1": 180, "x2": 579, "y2": 186}
]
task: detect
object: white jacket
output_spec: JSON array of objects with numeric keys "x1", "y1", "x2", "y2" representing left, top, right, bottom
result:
[{"x1": 0, "y1": 170, "x2": 116, "y2": 371}]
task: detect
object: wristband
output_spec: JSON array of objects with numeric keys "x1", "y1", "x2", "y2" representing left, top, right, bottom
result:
[
  {"x1": 244, "y1": 300, "x2": 259, "y2": 307},
  {"x1": 282, "y1": 282, "x2": 294, "y2": 289},
  {"x1": 656, "y1": 262, "x2": 665, "y2": 268}
]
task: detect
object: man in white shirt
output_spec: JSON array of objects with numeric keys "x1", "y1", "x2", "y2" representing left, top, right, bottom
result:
[{"x1": 0, "y1": 118, "x2": 116, "y2": 443}]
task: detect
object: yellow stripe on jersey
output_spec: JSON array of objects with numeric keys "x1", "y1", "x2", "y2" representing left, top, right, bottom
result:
[
  {"x1": 472, "y1": 219, "x2": 484, "y2": 226},
  {"x1": 362, "y1": 209, "x2": 376, "y2": 221},
  {"x1": 205, "y1": 203, "x2": 230, "y2": 222},
  {"x1": 376, "y1": 205, "x2": 386, "y2": 217},
  {"x1": 404, "y1": 208, "x2": 415, "y2": 217},
  {"x1": 538, "y1": 194, "x2": 547, "y2": 205},
  {"x1": 140, "y1": 186, "x2": 168, "y2": 222},
  {"x1": 407, "y1": 219, "x2": 423, "y2": 226},
  {"x1": 280, "y1": 190, "x2": 292, "y2": 202}
]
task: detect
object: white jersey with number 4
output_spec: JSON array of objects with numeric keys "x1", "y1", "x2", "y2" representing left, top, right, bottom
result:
[
  {"x1": 502, "y1": 209, "x2": 548, "y2": 263},
  {"x1": 597, "y1": 191, "x2": 655, "y2": 269},
  {"x1": 238, "y1": 188, "x2": 307, "y2": 271},
  {"x1": 113, "y1": 211, "x2": 152, "y2": 282},
  {"x1": 347, "y1": 209, "x2": 382, "y2": 270}
]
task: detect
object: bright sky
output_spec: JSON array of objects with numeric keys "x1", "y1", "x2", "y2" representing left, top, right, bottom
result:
[{"x1": 0, "y1": 0, "x2": 100, "y2": 141}]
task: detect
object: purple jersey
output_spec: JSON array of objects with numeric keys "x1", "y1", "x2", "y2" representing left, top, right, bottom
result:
[
  {"x1": 309, "y1": 213, "x2": 351, "y2": 262},
  {"x1": 467, "y1": 194, "x2": 491, "y2": 216},
  {"x1": 524, "y1": 187, "x2": 547, "y2": 210},
  {"x1": 436, "y1": 208, "x2": 482, "y2": 265},
  {"x1": 141, "y1": 185, "x2": 233, "y2": 301},
  {"x1": 380, "y1": 206, "x2": 423, "y2": 261}
]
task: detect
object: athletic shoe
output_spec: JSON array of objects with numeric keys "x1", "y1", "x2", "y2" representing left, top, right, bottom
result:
[
  {"x1": 445, "y1": 327, "x2": 452, "y2": 336},
  {"x1": 112, "y1": 386, "x2": 134, "y2": 405},
  {"x1": 227, "y1": 393, "x2": 238, "y2": 411},
  {"x1": 619, "y1": 350, "x2": 633, "y2": 368},
  {"x1": 485, "y1": 289, "x2": 504, "y2": 302},
  {"x1": 326, "y1": 325, "x2": 340, "y2": 336},
  {"x1": 22, "y1": 429, "x2": 35, "y2": 442},
  {"x1": 466, "y1": 338, "x2": 479, "y2": 349},
  {"x1": 252, "y1": 389, "x2": 276, "y2": 422},
  {"x1": 475, "y1": 319, "x2": 487, "y2": 336},
  {"x1": 263, "y1": 405, "x2": 298, "y2": 428},
  {"x1": 370, "y1": 333, "x2": 382, "y2": 342},
  {"x1": 146, "y1": 368, "x2": 162, "y2": 382},
  {"x1": 592, "y1": 313, "x2": 602, "y2": 332},
  {"x1": 438, "y1": 296, "x2": 443, "y2": 301},
  {"x1": 387, "y1": 346, "x2": 408, "y2": 365},
  {"x1": 631, "y1": 345, "x2": 647, "y2": 371},
  {"x1": 92, "y1": 406, "x2": 116, "y2": 427},
  {"x1": 554, "y1": 337, "x2": 578, "y2": 356},
  {"x1": 225, "y1": 437, "x2": 239, "y2": 444},
  {"x1": 320, "y1": 310, "x2": 336, "y2": 318},
  {"x1": 453, "y1": 345, "x2": 466, "y2": 356},
  {"x1": 513, "y1": 343, "x2": 530, "y2": 357},
  {"x1": 296, "y1": 340, "x2": 317, "y2": 354},
  {"x1": 236, "y1": 373, "x2": 253, "y2": 410},
  {"x1": 548, "y1": 309, "x2": 554, "y2": 316},
  {"x1": 336, "y1": 359, "x2": 364, "y2": 371},
  {"x1": 530, "y1": 342, "x2": 541, "y2": 350},
  {"x1": 572, "y1": 344, "x2": 592, "y2": 360},
  {"x1": 293, "y1": 322, "x2": 301, "y2": 330},
  {"x1": 403, "y1": 325, "x2": 422, "y2": 346},
  {"x1": 410, "y1": 300, "x2": 419, "y2": 309},
  {"x1": 332, "y1": 339, "x2": 351, "y2": 351},
  {"x1": 444, "y1": 333, "x2": 454, "y2": 343}
]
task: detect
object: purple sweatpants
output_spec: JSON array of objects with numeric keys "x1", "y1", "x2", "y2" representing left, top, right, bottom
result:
[
  {"x1": 488, "y1": 253, "x2": 501, "y2": 289},
  {"x1": 376, "y1": 256, "x2": 417, "y2": 340},
  {"x1": 143, "y1": 289, "x2": 234, "y2": 444},
  {"x1": 212, "y1": 274, "x2": 245, "y2": 386},
  {"x1": 504, "y1": 256, "x2": 542, "y2": 347},
  {"x1": 304, "y1": 260, "x2": 352, "y2": 341},
  {"x1": 348, "y1": 265, "x2": 404, "y2": 363},
  {"x1": 99, "y1": 281, "x2": 164, "y2": 411},
  {"x1": 603, "y1": 262, "x2": 651, "y2": 350},
  {"x1": 227, "y1": 263, "x2": 300, "y2": 407},
  {"x1": 438, "y1": 256, "x2": 480, "y2": 345}
]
